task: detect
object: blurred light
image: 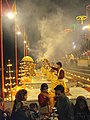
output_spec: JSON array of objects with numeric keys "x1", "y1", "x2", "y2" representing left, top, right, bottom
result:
[
  {"x1": 24, "y1": 41, "x2": 26, "y2": 44},
  {"x1": 26, "y1": 45, "x2": 28, "y2": 48},
  {"x1": 28, "y1": 48, "x2": 30, "y2": 50},
  {"x1": 72, "y1": 42, "x2": 75, "y2": 45},
  {"x1": 82, "y1": 25, "x2": 90, "y2": 30},
  {"x1": 87, "y1": 78, "x2": 89, "y2": 81},
  {"x1": 64, "y1": 29, "x2": 72, "y2": 32},
  {"x1": 7, "y1": 12, "x2": 15, "y2": 19},
  {"x1": 16, "y1": 31, "x2": 21, "y2": 35},
  {"x1": 73, "y1": 45, "x2": 76, "y2": 49},
  {"x1": 4, "y1": 89, "x2": 7, "y2": 92}
]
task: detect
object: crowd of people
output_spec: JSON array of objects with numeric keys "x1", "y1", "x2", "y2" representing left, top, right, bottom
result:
[
  {"x1": 0, "y1": 61, "x2": 90, "y2": 120},
  {"x1": 0, "y1": 84, "x2": 90, "y2": 120}
]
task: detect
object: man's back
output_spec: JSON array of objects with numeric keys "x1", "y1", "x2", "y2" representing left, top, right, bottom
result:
[{"x1": 56, "y1": 95, "x2": 74, "y2": 120}]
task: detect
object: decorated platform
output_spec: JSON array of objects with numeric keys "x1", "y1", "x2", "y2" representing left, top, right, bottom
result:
[{"x1": 5, "y1": 56, "x2": 90, "y2": 109}]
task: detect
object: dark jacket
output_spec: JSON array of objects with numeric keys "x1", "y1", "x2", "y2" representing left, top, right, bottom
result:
[
  {"x1": 74, "y1": 106, "x2": 90, "y2": 120},
  {"x1": 0, "y1": 109, "x2": 5, "y2": 120},
  {"x1": 11, "y1": 109, "x2": 30, "y2": 120},
  {"x1": 56, "y1": 95, "x2": 74, "y2": 120},
  {"x1": 74, "y1": 111, "x2": 90, "y2": 120},
  {"x1": 11, "y1": 100, "x2": 31, "y2": 120}
]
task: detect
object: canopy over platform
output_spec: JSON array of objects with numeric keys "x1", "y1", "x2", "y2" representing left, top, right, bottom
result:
[{"x1": 22, "y1": 56, "x2": 34, "y2": 62}]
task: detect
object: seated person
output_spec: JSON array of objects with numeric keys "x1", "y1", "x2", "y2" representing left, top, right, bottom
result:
[
  {"x1": 29, "y1": 103, "x2": 40, "y2": 120},
  {"x1": 74, "y1": 96, "x2": 90, "y2": 120}
]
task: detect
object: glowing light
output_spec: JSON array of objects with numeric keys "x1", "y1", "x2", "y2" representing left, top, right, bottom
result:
[
  {"x1": 16, "y1": 31, "x2": 21, "y2": 35},
  {"x1": 24, "y1": 41, "x2": 26, "y2": 44},
  {"x1": 72, "y1": 42, "x2": 75, "y2": 45},
  {"x1": 7, "y1": 12, "x2": 15, "y2": 19},
  {"x1": 83, "y1": 25, "x2": 90, "y2": 30},
  {"x1": 28, "y1": 48, "x2": 30, "y2": 50},
  {"x1": 4, "y1": 89, "x2": 7, "y2": 92},
  {"x1": 87, "y1": 78, "x2": 90, "y2": 81},
  {"x1": 7, "y1": 64, "x2": 12, "y2": 67},
  {"x1": 73, "y1": 45, "x2": 76, "y2": 49},
  {"x1": 78, "y1": 76, "x2": 80, "y2": 78},
  {"x1": 76, "y1": 16, "x2": 87, "y2": 24}
]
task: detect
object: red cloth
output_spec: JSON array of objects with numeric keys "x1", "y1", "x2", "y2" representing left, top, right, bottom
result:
[
  {"x1": 84, "y1": 87, "x2": 90, "y2": 92},
  {"x1": 38, "y1": 93, "x2": 50, "y2": 107}
]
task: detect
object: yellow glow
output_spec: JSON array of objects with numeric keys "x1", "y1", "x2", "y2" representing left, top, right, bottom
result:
[
  {"x1": 16, "y1": 31, "x2": 21, "y2": 35},
  {"x1": 83, "y1": 25, "x2": 90, "y2": 30},
  {"x1": 76, "y1": 16, "x2": 87, "y2": 24},
  {"x1": 24, "y1": 41, "x2": 26, "y2": 44},
  {"x1": 87, "y1": 78, "x2": 90, "y2": 81},
  {"x1": 4, "y1": 89, "x2": 7, "y2": 92},
  {"x1": 7, "y1": 12, "x2": 15, "y2": 19}
]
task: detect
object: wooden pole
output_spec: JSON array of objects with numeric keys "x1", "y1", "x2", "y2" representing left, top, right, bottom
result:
[
  {"x1": 24, "y1": 43, "x2": 26, "y2": 56},
  {"x1": 0, "y1": 0, "x2": 4, "y2": 99},
  {"x1": 14, "y1": 0, "x2": 18, "y2": 85},
  {"x1": 15, "y1": 18, "x2": 18, "y2": 85},
  {"x1": 0, "y1": 0, "x2": 5, "y2": 108}
]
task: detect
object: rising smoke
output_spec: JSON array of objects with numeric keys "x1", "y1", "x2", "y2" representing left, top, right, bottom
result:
[{"x1": 16, "y1": 0, "x2": 90, "y2": 61}]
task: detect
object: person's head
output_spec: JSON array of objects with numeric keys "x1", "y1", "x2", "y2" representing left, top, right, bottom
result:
[
  {"x1": 54, "y1": 85, "x2": 65, "y2": 98},
  {"x1": 0, "y1": 97, "x2": 4, "y2": 110},
  {"x1": 15, "y1": 89, "x2": 27, "y2": 101},
  {"x1": 56, "y1": 62, "x2": 62, "y2": 68},
  {"x1": 75, "y1": 96, "x2": 89, "y2": 111},
  {"x1": 29, "y1": 103, "x2": 38, "y2": 112},
  {"x1": 40, "y1": 83, "x2": 48, "y2": 93}
]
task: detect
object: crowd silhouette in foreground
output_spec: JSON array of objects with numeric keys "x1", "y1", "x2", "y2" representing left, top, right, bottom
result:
[{"x1": 0, "y1": 84, "x2": 90, "y2": 120}]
